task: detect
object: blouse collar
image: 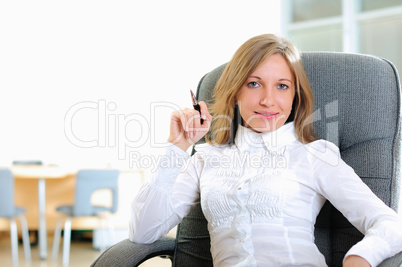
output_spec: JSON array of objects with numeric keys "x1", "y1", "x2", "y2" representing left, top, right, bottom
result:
[{"x1": 234, "y1": 122, "x2": 298, "y2": 152}]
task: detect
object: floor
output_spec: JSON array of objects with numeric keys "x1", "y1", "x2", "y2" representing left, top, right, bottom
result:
[{"x1": 0, "y1": 232, "x2": 171, "y2": 267}]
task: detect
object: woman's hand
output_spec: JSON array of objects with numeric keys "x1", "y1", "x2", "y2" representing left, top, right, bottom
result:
[
  {"x1": 167, "y1": 101, "x2": 212, "y2": 152},
  {"x1": 343, "y1": 255, "x2": 371, "y2": 267}
]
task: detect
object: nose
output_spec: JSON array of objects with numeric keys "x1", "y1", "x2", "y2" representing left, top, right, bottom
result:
[{"x1": 260, "y1": 88, "x2": 274, "y2": 107}]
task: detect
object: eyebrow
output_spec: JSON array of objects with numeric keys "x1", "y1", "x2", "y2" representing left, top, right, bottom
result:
[
  {"x1": 248, "y1": 76, "x2": 293, "y2": 83},
  {"x1": 279, "y1": 78, "x2": 293, "y2": 83}
]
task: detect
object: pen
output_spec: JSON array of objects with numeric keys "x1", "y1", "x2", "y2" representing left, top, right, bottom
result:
[{"x1": 190, "y1": 89, "x2": 204, "y2": 125}]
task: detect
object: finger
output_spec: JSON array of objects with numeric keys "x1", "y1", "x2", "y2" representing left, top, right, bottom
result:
[
  {"x1": 193, "y1": 111, "x2": 205, "y2": 134},
  {"x1": 182, "y1": 108, "x2": 199, "y2": 137},
  {"x1": 179, "y1": 108, "x2": 192, "y2": 132},
  {"x1": 198, "y1": 101, "x2": 212, "y2": 124},
  {"x1": 198, "y1": 101, "x2": 210, "y2": 117},
  {"x1": 190, "y1": 110, "x2": 200, "y2": 132}
]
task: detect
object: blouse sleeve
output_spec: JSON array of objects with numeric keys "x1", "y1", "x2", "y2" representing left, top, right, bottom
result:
[
  {"x1": 309, "y1": 140, "x2": 402, "y2": 266},
  {"x1": 128, "y1": 144, "x2": 200, "y2": 244}
]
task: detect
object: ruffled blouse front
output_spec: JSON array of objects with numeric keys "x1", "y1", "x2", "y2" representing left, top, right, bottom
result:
[
  {"x1": 198, "y1": 123, "x2": 326, "y2": 266},
  {"x1": 129, "y1": 122, "x2": 402, "y2": 267}
]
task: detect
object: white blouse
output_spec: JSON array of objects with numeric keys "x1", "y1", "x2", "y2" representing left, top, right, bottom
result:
[{"x1": 129, "y1": 122, "x2": 402, "y2": 266}]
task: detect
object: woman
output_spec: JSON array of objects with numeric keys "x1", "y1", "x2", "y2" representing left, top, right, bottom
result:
[{"x1": 129, "y1": 34, "x2": 402, "y2": 266}]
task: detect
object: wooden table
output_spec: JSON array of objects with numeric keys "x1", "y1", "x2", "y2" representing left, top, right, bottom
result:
[{"x1": 12, "y1": 166, "x2": 75, "y2": 260}]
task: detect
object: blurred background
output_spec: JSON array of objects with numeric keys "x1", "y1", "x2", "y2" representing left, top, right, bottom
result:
[
  {"x1": 1, "y1": 0, "x2": 401, "y2": 170},
  {"x1": 0, "y1": 0, "x2": 401, "y2": 266},
  {"x1": 0, "y1": 0, "x2": 282, "y2": 170}
]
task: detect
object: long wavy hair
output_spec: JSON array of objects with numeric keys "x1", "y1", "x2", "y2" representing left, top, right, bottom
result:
[{"x1": 206, "y1": 34, "x2": 316, "y2": 145}]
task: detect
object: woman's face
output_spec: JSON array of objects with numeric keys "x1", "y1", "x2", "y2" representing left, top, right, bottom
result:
[{"x1": 236, "y1": 53, "x2": 295, "y2": 133}]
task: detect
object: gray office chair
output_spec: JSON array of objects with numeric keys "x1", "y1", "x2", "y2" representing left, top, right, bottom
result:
[
  {"x1": 91, "y1": 52, "x2": 402, "y2": 266},
  {"x1": 52, "y1": 169, "x2": 120, "y2": 266},
  {"x1": 0, "y1": 169, "x2": 31, "y2": 266}
]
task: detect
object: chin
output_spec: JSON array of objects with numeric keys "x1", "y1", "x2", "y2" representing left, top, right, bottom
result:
[
  {"x1": 247, "y1": 124, "x2": 278, "y2": 133},
  {"x1": 247, "y1": 120, "x2": 286, "y2": 133}
]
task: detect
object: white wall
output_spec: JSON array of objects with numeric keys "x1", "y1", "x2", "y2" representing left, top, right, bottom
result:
[{"x1": 0, "y1": 1, "x2": 282, "y2": 172}]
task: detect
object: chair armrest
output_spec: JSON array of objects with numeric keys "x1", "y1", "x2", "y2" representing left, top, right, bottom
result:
[
  {"x1": 378, "y1": 251, "x2": 402, "y2": 267},
  {"x1": 91, "y1": 236, "x2": 176, "y2": 267}
]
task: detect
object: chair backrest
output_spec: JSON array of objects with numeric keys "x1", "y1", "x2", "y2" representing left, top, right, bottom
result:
[
  {"x1": 173, "y1": 52, "x2": 401, "y2": 267},
  {"x1": 0, "y1": 169, "x2": 16, "y2": 218},
  {"x1": 73, "y1": 169, "x2": 120, "y2": 216}
]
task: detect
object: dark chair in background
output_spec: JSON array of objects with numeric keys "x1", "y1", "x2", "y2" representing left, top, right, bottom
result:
[
  {"x1": 91, "y1": 52, "x2": 402, "y2": 266},
  {"x1": 0, "y1": 169, "x2": 31, "y2": 266},
  {"x1": 52, "y1": 169, "x2": 119, "y2": 266},
  {"x1": 12, "y1": 160, "x2": 43, "y2": 247}
]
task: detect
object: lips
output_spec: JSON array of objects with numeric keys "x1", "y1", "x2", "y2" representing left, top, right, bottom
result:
[{"x1": 254, "y1": 111, "x2": 279, "y2": 119}]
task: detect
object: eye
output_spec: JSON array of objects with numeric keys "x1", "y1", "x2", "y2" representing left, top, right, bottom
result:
[
  {"x1": 247, "y1": 81, "x2": 260, "y2": 88},
  {"x1": 278, "y1": 84, "x2": 289, "y2": 90}
]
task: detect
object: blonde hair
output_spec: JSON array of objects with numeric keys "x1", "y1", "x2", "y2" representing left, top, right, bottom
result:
[{"x1": 206, "y1": 34, "x2": 316, "y2": 145}]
